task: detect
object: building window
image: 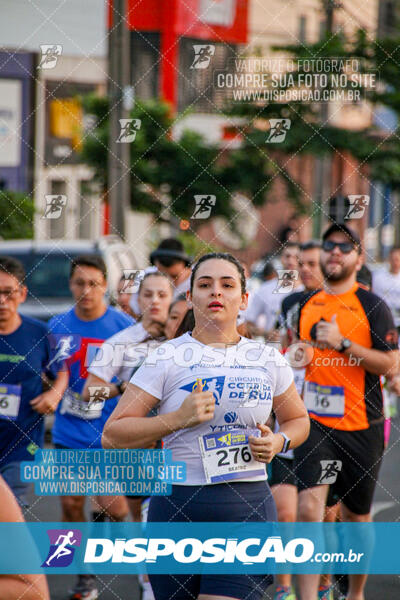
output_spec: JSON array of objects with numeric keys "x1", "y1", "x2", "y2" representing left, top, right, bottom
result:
[
  {"x1": 78, "y1": 181, "x2": 93, "y2": 239},
  {"x1": 299, "y1": 15, "x2": 307, "y2": 44},
  {"x1": 49, "y1": 180, "x2": 66, "y2": 239},
  {"x1": 327, "y1": 195, "x2": 350, "y2": 224},
  {"x1": 384, "y1": 1, "x2": 396, "y2": 28},
  {"x1": 45, "y1": 81, "x2": 95, "y2": 166},
  {"x1": 131, "y1": 32, "x2": 160, "y2": 100},
  {"x1": 178, "y1": 38, "x2": 238, "y2": 112},
  {"x1": 379, "y1": 0, "x2": 397, "y2": 37}
]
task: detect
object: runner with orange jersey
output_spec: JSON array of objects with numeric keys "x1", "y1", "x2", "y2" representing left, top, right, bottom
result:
[{"x1": 293, "y1": 223, "x2": 399, "y2": 600}]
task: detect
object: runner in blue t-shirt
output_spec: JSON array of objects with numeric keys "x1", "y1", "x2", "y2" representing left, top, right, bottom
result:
[
  {"x1": 48, "y1": 254, "x2": 134, "y2": 600},
  {"x1": 0, "y1": 256, "x2": 68, "y2": 506}
]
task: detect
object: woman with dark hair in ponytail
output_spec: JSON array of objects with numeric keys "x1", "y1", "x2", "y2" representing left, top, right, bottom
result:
[{"x1": 104, "y1": 253, "x2": 309, "y2": 600}]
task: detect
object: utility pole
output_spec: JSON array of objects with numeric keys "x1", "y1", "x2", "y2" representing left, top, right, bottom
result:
[
  {"x1": 108, "y1": 0, "x2": 131, "y2": 239},
  {"x1": 313, "y1": 0, "x2": 336, "y2": 237}
]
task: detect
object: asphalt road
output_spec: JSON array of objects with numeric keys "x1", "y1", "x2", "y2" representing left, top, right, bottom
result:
[{"x1": 23, "y1": 417, "x2": 400, "y2": 600}]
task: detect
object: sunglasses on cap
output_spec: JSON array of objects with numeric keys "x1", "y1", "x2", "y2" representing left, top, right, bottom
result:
[{"x1": 322, "y1": 240, "x2": 356, "y2": 254}]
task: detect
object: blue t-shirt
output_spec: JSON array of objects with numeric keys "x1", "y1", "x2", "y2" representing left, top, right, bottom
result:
[
  {"x1": 48, "y1": 307, "x2": 134, "y2": 448},
  {"x1": 0, "y1": 316, "x2": 60, "y2": 466}
]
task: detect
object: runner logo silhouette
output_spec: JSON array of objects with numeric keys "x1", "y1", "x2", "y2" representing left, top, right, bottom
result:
[
  {"x1": 192, "y1": 195, "x2": 216, "y2": 219},
  {"x1": 121, "y1": 269, "x2": 145, "y2": 294},
  {"x1": 47, "y1": 335, "x2": 74, "y2": 369},
  {"x1": 273, "y1": 270, "x2": 299, "y2": 294},
  {"x1": 116, "y1": 119, "x2": 141, "y2": 143},
  {"x1": 345, "y1": 195, "x2": 370, "y2": 220},
  {"x1": 88, "y1": 386, "x2": 110, "y2": 408},
  {"x1": 38, "y1": 45, "x2": 62, "y2": 69},
  {"x1": 191, "y1": 45, "x2": 216, "y2": 69},
  {"x1": 266, "y1": 119, "x2": 291, "y2": 143},
  {"x1": 43, "y1": 195, "x2": 67, "y2": 219},
  {"x1": 42, "y1": 529, "x2": 81, "y2": 567},
  {"x1": 317, "y1": 460, "x2": 342, "y2": 485},
  {"x1": 180, "y1": 376, "x2": 225, "y2": 405}
]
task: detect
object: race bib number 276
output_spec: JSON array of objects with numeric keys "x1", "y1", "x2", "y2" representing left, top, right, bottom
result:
[{"x1": 199, "y1": 428, "x2": 266, "y2": 484}]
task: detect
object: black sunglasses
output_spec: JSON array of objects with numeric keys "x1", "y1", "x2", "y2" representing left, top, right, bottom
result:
[{"x1": 322, "y1": 240, "x2": 355, "y2": 254}]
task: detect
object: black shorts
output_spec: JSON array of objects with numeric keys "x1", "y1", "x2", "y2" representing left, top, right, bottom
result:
[
  {"x1": 294, "y1": 419, "x2": 384, "y2": 515},
  {"x1": 147, "y1": 481, "x2": 277, "y2": 600},
  {"x1": 269, "y1": 455, "x2": 297, "y2": 487}
]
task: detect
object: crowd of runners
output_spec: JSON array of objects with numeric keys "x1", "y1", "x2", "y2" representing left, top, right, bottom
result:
[{"x1": 0, "y1": 224, "x2": 399, "y2": 600}]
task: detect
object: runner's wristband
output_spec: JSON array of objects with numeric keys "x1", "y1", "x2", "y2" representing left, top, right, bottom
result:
[
  {"x1": 279, "y1": 432, "x2": 291, "y2": 454},
  {"x1": 116, "y1": 381, "x2": 127, "y2": 395}
]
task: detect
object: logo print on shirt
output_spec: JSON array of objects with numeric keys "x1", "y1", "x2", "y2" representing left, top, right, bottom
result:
[
  {"x1": 224, "y1": 411, "x2": 238, "y2": 423},
  {"x1": 180, "y1": 376, "x2": 225, "y2": 405}
]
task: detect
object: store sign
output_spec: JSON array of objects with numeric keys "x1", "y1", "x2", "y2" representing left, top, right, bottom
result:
[
  {"x1": 0, "y1": 79, "x2": 21, "y2": 167},
  {"x1": 199, "y1": 0, "x2": 236, "y2": 27}
]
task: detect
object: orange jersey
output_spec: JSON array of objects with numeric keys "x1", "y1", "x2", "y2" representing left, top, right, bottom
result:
[{"x1": 298, "y1": 283, "x2": 398, "y2": 431}]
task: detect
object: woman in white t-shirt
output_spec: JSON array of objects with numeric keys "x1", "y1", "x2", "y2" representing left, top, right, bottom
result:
[{"x1": 103, "y1": 253, "x2": 309, "y2": 600}]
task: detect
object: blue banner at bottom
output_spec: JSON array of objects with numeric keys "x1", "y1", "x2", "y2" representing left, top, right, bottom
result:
[{"x1": 0, "y1": 522, "x2": 395, "y2": 575}]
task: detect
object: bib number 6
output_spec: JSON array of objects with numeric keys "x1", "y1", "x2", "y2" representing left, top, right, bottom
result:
[
  {"x1": 316, "y1": 394, "x2": 330, "y2": 409},
  {"x1": 216, "y1": 445, "x2": 252, "y2": 467},
  {"x1": 0, "y1": 396, "x2": 9, "y2": 409}
]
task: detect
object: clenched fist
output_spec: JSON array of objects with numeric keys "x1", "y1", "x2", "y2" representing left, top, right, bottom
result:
[
  {"x1": 249, "y1": 423, "x2": 284, "y2": 463},
  {"x1": 177, "y1": 390, "x2": 215, "y2": 428}
]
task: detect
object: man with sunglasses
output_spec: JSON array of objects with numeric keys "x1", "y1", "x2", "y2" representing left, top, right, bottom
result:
[{"x1": 294, "y1": 223, "x2": 399, "y2": 600}]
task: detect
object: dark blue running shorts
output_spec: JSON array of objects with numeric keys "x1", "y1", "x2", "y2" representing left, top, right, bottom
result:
[{"x1": 147, "y1": 480, "x2": 277, "y2": 600}]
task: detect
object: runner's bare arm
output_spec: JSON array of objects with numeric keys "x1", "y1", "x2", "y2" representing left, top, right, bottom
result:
[
  {"x1": 316, "y1": 317, "x2": 399, "y2": 376},
  {"x1": 249, "y1": 382, "x2": 309, "y2": 462},
  {"x1": 272, "y1": 381, "x2": 310, "y2": 451},
  {"x1": 102, "y1": 382, "x2": 214, "y2": 449},
  {"x1": 340, "y1": 346, "x2": 399, "y2": 377},
  {"x1": 0, "y1": 477, "x2": 50, "y2": 599},
  {"x1": 30, "y1": 369, "x2": 69, "y2": 414}
]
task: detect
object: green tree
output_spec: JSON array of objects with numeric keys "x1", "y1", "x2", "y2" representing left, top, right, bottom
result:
[
  {"x1": 227, "y1": 23, "x2": 400, "y2": 194},
  {"x1": 0, "y1": 191, "x2": 35, "y2": 239},
  {"x1": 80, "y1": 96, "x2": 305, "y2": 223}
]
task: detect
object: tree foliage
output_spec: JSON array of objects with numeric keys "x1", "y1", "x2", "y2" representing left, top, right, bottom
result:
[
  {"x1": 80, "y1": 96, "x2": 304, "y2": 221},
  {"x1": 0, "y1": 191, "x2": 35, "y2": 240},
  {"x1": 227, "y1": 25, "x2": 400, "y2": 192}
]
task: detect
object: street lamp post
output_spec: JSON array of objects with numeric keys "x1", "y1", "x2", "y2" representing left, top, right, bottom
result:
[{"x1": 108, "y1": 0, "x2": 131, "y2": 239}]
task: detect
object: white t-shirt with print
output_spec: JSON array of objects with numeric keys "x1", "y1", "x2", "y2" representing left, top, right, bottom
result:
[
  {"x1": 89, "y1": 322, "x2": 160, "y2": 383},
  {"x1": 373, "y1": 269, "x2": 400, "y2": 328},
  {"x1": 130, "y1": 332, "x2": 294, "y2": 485}
]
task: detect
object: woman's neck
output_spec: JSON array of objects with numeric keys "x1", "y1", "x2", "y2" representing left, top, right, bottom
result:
[{"x1": 191, "y1": 325, "x2": 241, "y2": 347}]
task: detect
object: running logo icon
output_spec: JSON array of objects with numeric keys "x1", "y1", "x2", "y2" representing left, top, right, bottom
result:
[
  {"x1": 273, "y1": 270, "x2": 299, "y2": 294},
  {"x1": 42, "y1": 529, "x2": 81, "y2": 567},
  {"x1": 266, "y1": 119, "x2": 291, "y2": 143},
  {"x1": 38, "y1": 45, "x2": 62, "y2": 69},
  {"x1": 191, "y1": 45, "x2": 215, "y2": 69},
  {"x1": 180, "y1": 376, "x2": 225, "y2": 405},
  {"x1": 117, "y1": 119, "x2": 141, "y2": 143},
  {"x1": 43, "y1": 195, "x2": 67, "y2": 219},
  {"x1": 317, "y1": 460, "x2": 342, "y2": 485},
  {"x1": 88, "y1": 386, "x2": 110, "y2": 406},
  {"x1": 191, "y1": 195, "x2": 216, "y2": 219},
  {"x1": 121, "y1": 269, "x2": 145, "y2": 293},
  {"x1": 47, "y1": 335, "x2": 75, "y2": 369},
  {"x1": 345, "y1": 195, "x2": 370, "y2": 220}
]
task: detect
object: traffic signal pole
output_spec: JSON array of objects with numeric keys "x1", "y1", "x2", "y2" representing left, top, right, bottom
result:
[{"x1": 108, "y1": 0, "x2": 131, "y2": 239}]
